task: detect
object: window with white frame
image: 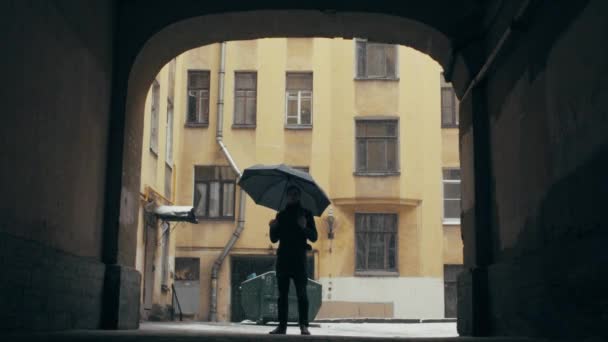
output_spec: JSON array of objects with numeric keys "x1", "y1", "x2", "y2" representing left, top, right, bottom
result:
[
  {"x1": 187, "y1": 70, "x2": 210, "y2": 125},
  {"x1": 355, "y1": 213, "x2": 398, "y2": 273},
  {"x1": 149, "y1": 80, "x2": 160, "y2": 154},
  {"x1": 285, "y1": 72, "x2": 313, "y2": 127},
  {"x1": 443, "y1": 168, "x2": 461, "y2": 224},
  {"x1": 355, "y1": 119, "x2": 399, "y2": 174},
  {"x1": 193, "y1": 166, "x2": 236, "y2": 220},
  {"x1": 355, "y1": 39, "x2": 398, "y2": 79}
]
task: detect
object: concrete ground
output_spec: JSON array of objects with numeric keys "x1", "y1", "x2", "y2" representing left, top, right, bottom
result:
[
  {"x1": 6, "y1": 322, "x2": 542, "y2": 341},
  {"x1": 141, "y1": 321, "x2": 459, "y2": 338}
]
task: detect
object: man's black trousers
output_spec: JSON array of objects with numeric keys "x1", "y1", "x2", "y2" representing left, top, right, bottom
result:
[{"x1": 275, "y1": 263, "x2": 309, "y2": 327}]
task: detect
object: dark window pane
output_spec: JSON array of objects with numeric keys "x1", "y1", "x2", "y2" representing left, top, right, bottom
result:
[
  {"x1": 187, "y1": 71, "x2": 210, "y2": 124},
  {"x1": 234, "y1": 94, "x2": 246, "y2": 124},
  {"x1": 208, "y1": 182, "x2": 220, "y2": 217},
  {"x1": 443, "y1": 169, "x2": 461, "y2": 180},
  {"x1": 356, "y1": 232, "x2": 367, "y2": 270},
  {"x1": 355, "y1": 213, "x2": 398, "y2": 271},
  {"x1": 387, "y1": 140, "x2": 397, "y2": 171},
  {"x1": 385, "y1": 45, "x2": 397, "y2": 78},
  {"x1": 301, "y1": 97, "x2": 312, "y2": 124},
  {"x1": 245, "y1": 97, "x2": 256, "y2": 125},
  {"x1": 367, "y1": 140, "x2": 386, "y2": 171},
  {"x1": 222, "y1": 183, "x2": 235, "y2": 217},
  {"x1": 367, "y1": 233, "x2": 384, "y2": 269},
  {"x1": 194, "y1": 183, "x2": 207, "y2": 216},
  {"x1": 150, "y1": 81, "x2": 160, "y2": 153},
  {"x1": 235, "y1": 72, "x2": 256, "y2": 90},
  {"x1": 356, "y1": 40, "x2": 366, "y2": 77},
  {"x1": 444, "y1": 199, "x2": 461, "y2": 219},
  {"x1": 367, "y1": 43, "x2": 386, "y2": 77},
  {"x1": 286, "y1": 73, "x2": 313, "y2": 90},
  {"x1": 188, "y1": 71, "x2": 210, "y2": 89},
  {"x1": 388, "y1": 233, "x2": 396, "y2": 269},
  {"x1": 356, "y1": 139, "x2": 367, "y2": 171},
  {"x1": 444, "y1": 183, "x2": 461, "y2": 199}
]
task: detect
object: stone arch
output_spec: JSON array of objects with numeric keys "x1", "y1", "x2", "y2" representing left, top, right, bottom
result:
[{"x1": 110, "y1": 10, "x2": 475, "y2": 269}]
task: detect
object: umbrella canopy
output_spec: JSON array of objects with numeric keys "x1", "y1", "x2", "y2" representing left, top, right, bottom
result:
[{"x1": 238, "y1": 164, "x2": 330, "y2": 216}]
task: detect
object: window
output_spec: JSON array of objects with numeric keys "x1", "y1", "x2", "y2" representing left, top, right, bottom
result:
[
  {"x1": 193, "y1": 166, "x2": 236, "y2": 219},
  {"x1": 166, "y1": 59, "x2": 176, "y2": 165},
  {"x1": 355, "y1": 119, "x2": 399, "y2": 174},
  {"x1": 355, "y1": 213, "x2": 397, "y2": 273},
  {"x1": 187, "y1": 70, "x2": 210, "y2": 125},
  {"x1": 149, "y1": 80, "x2": 160, "y2": 154},
  {"x1": 443, "y1": 168, "x2": 461, "y2": 224},
  {"x1": 441, "y1": 73, "x2": 459, "y2": 127},
  {"x1": 165, "y1": 102, "x2": 174, "y2": 165},
  {"x1": 165, "y1": 164, "x2": 172, "y2": 199},
  {"x1": 285, "y1": 72, "x2": 313, "y2": 127},
  {"x1": 234, "y1": 72, "x2": 257, "y2": 126},
  {"x1": 356, "y1": 39, "x2": 398, "y2": 79}
]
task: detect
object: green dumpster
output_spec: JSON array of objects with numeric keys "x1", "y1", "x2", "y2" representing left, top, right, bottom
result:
[{"x1": 239, "y1": 271, "x2": 322, "y2": 324}]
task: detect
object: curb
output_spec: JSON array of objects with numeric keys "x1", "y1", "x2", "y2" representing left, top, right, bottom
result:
[{"x1": 312, "y1": 318, "x2": 457, "y2": 324}]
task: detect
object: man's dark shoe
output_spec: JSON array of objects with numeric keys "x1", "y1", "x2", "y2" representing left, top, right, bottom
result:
[
  {"x1": 269, "y1": 326, "x2": 287, "y2": 335},
  {"x1": 300, "y1": 325, "x2": 311, "y2": 335}
]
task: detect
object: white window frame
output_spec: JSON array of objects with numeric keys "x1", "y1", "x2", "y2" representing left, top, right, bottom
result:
[
  {"x1": 285, "y1": 90, "x2": 313, "y2": 126},
  {"x1": 442, "y1": 168, "x2": 461, "y2": 225}
]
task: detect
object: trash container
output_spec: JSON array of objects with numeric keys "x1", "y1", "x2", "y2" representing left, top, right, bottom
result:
[{"x1": 239, "y1": 271, "x2": 322, "y2": 324}]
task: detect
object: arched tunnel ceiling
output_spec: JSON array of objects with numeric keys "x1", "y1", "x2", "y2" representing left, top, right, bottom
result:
[{"x1": 116, "y1": 0, "x2": 498, "y2": 98}]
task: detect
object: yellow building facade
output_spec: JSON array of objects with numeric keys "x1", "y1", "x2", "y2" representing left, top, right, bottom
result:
[{"x1": 136, "y1": 38, "x2": 462, "y2": 322}]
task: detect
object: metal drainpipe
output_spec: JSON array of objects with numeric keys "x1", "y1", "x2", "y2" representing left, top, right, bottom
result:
[
  {"x1": 209, "y1": 42, "x2": 247, "y2": 322},
  {"x1": 460, "y1": 0, "x2": 533, "y2": 101}
]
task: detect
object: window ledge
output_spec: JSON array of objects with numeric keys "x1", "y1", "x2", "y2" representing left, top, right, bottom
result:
[
  {"x1": 285, "y1": 124, "x2": 313, "y2": 130},
  {"x1": 441, "y1": 124, "x2": 459, "y2": 129},
  {"x1": 353, "y1": 171, "x2": 400, "y2": 177},
  {"x1": 232, "y1": 124, "x2": 256, "y2": 129},
  {"x1": 195, "y1": 217, "x2": 236, "y2": 222},
  {"x1": 443, "y1": 219, "x2": 461, "y2": 226},
  {"x1": 149, "y1": 148, "x2": 158, "y2": 157},
  {"x1": 185, "y1": 122, "x2": 209, "y2": 128},
  {"x1": 354, "y1": 77, "x2": 400, "y2": 82},
  {"x1": 355, "y1": 271, "x2": 399, "y2": 277}
]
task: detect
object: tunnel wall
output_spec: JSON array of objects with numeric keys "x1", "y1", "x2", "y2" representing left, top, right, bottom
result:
[
  {"x1": 470, "y1": 0, "x2": 608, "y2": 337},
  {"x1": 0, "y1": 0, "x2": 114, "y2": 330}
]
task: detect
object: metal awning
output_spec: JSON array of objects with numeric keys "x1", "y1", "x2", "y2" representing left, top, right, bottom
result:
[{"x1": 153, "y1": 205, "x2": 198, "y2": 223}]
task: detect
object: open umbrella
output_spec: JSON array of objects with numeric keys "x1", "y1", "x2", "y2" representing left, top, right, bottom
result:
[{"x1": 238, "y1": 164, "x2": 330, "y2": 216}]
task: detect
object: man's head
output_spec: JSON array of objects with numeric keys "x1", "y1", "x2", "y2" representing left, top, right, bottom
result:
[{"x1": 285, "y1": 185, "x2": 301, "y2": 205}]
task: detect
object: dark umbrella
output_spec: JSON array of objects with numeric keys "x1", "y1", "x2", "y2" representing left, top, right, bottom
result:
[{"x1": 238, "y1": 164, "x2": 330, "y2": 216}]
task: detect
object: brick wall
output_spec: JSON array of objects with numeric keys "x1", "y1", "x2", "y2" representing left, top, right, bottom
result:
[{"x1": 0, "y1": 232, "x2": 105, "y2": 331}]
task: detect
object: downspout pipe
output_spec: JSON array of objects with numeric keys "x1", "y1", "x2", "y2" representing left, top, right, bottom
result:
[
  {"x1": 460, "y1": 0, "x2": 534, "y2": 101},
  {"x1": 209, "y1": 42, "x2": 247, "y2": 322}
]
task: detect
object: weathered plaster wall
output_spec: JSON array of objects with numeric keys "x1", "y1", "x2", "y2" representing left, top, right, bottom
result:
[
  {"x1": 0, "y1": 0, "x2": 114, "y2": 331},
  {"x1": 469, "y1": 0, "x2": 608, "y2": 338}
]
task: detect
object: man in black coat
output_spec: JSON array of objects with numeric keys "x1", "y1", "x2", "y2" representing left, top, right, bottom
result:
[{"x1": 268, "y1": 185, "x2": 318, "y2": 335}]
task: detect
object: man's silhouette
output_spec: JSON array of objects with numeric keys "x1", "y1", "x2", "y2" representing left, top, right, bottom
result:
[{"x1": 268, "y1": 185, "x2": 317, "y2": 335}]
